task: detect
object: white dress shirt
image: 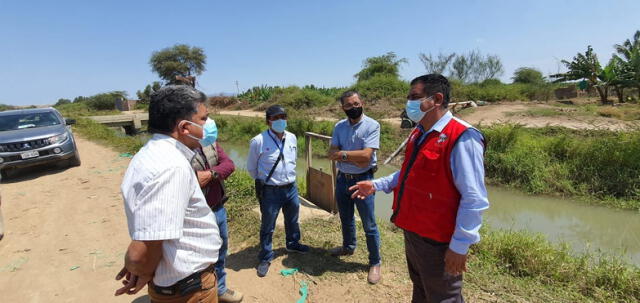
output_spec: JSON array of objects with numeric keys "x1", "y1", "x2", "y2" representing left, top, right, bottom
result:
[
  {"x1": 247, "y1": 129, "x2": 298, "y2": 186},
  {"x1": 121, "y1": 133, "x2": 221, "y2": 287}
]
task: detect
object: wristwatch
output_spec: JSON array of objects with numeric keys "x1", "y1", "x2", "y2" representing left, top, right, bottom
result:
[
  {"x1": 211, "y1": 170, "x2": 219, "y2": 179},
  {"x1": 341, "y1": 151, "x2": 348, "y2": 161}
]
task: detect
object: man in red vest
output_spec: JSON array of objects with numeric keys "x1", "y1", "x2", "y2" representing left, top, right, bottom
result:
[{"x1": 349, "y1": 74, "x2": 489, "y2": 302}]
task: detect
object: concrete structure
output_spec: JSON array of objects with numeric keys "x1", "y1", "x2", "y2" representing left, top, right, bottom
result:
[{"x1": 88, "y1": 113, "x2": 148, "y2": 135}]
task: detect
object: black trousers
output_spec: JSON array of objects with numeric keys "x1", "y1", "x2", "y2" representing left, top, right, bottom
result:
[{"x1": 404, "y1": 230, "x2": 464, "y2": 303}]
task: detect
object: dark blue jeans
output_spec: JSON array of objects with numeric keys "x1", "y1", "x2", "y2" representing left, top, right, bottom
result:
[
  {"x1": 258, "y1": 184, "x2": 301, "y2": 262},
  {"x1": 336, "y1": 171, "x2": 381, "y2": 266},
  {"x1": 213, "y1": 206, "x2": 228, "y2": 295}
]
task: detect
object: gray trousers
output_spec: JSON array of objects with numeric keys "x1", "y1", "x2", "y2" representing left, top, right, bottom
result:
[{"x1": 404, "y1": 230, "x2": 464, "y2": 303}]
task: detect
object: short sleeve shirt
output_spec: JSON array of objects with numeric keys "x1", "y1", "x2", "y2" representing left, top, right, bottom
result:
[{"x1": 331, "y1": 115, "x2": 380, "y2": 174}]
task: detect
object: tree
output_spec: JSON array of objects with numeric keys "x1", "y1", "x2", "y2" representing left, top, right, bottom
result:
[
  {"x1": 418, "y1": 52, "x2": 456, "y2": 74},
  {"x1": 149, "y1": 44, "x2": 207, "y2": 83},
  {"x1": 614, "y1": 30, "x2": 640, "y2": 99},
  {"x1": 512, "y1": 67, "x2": 545, "y2": 84},
  {"x1": 450, "y1": 50, "x2": 503, "y2": 83},
  {"x1": 136, "y1": 81, "x2": 162, "y2": 104},
  {"x1": 54, "y1": 98, "x2": 71, "y2": 107},
  {"x1": 451, "y1": 55, "x2": 471, "y2": 83},
  {"x1": 482, "y1": 54, "x2": 504, "y2": 80},
  {"x1": 354, "y1": 52, "x2": 407, "y2": 82},
  {"x1": 603, "y1": 57, "x2": 630, "y2": 103},
  {"x1": 551, "y1": 45, "x2": 609, "y2": 104}
]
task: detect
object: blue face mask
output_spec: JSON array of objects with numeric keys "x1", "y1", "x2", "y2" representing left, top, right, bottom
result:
[
  {"x1": 186, "y1": 118, "x2": 218, "y2": 147},
  {"x1": 271, "y1": 119, "x2": 287, "y2": 133},
  {"x1": 406, "y1": 97, "x2": 435, "y2": 122}
]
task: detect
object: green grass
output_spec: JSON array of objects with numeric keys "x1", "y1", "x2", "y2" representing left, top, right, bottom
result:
[
  {"x1": 483, "y1": 124, "x2": 640, "y2": 210},
  {"x1": 72, "y1": 118, "x2": 146, "y2": 153}
]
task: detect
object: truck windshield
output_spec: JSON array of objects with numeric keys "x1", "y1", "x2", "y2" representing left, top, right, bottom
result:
[{"x1": 0, "y1": 112, "x2": 62, "y2": 131}]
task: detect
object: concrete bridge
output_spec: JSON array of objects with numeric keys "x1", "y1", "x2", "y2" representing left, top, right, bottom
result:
[{"x1": 88, "y1": 113, "x2": 148, "y2": 135}]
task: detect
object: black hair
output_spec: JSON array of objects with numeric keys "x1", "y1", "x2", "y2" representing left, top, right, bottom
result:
[
  {"x1": 339, "y1": 90, "x2": 359, "y2": 105},
  {"x1": 148, "y1": 85, "x2": 207, "y2": 134},
  {"x1": 410, "y1": 74, "x2": 451, "y2": 108}
]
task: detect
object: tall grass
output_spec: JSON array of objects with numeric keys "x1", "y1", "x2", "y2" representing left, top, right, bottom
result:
[
  {"x1": 474, "y1": 228, "x2": 640, "y2": 302},
  {"x1": 483, "y1": 124, "x2": 640, "y2": 209}
]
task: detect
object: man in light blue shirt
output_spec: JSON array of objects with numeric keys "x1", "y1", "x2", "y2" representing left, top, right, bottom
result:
[
  {"x1": 327, "y1": 90, "x2": 382, "y2": 284},
  {"x1": 247, "y1": 105, "x2": 309, "y2": 278},
  {"x1": 350, "y1": 75, "x2": 489, "y2": 302}
]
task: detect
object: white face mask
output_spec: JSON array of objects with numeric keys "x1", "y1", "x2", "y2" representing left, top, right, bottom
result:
[
  {"x1": 405, "y1": 97, "x2": 435, "y2": 122},
  {"x1": 183, "y1": 118, "x2": 218, "y2": 147}
]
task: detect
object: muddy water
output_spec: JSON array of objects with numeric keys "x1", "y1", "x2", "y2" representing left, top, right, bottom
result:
[{"x1": 221, "y1": 142, "x2": 640, "y2": 265}]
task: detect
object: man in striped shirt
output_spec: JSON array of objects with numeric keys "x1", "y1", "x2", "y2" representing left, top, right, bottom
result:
[{"x1": 115, "y1": 85, "x2": 222, "y2": 303}]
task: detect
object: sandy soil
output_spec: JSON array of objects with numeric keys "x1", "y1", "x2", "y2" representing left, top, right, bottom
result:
[{"x1": 0, "y1": 137, "x2": 418, "y2": 303}]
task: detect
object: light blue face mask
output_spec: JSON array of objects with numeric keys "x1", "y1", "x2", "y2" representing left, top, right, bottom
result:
[
  {"x1": 406, "y1": 97, "x2": 436, "y2": 122},
  {"x1": 271, "y1": 119, "x2": 287, "y2": 133},
  {"x1": 185, "y1": 118, "x2": 218, "y2": 147}
]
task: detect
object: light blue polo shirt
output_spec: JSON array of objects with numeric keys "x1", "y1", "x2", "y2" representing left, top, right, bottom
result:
[{"x1": 330, "y1": 114, "x2": 380, "y2": 174}]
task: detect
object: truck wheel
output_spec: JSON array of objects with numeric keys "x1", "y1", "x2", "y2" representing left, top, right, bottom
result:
[{"x1": 68, "y1": 152, "x2": 81, "y2": 167}]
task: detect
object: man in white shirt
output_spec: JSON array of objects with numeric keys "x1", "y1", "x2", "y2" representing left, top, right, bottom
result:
[
  {"x1": 115, "y1": 85, "x2": 222, "y2": 303},
  {"x1": 247, "y1": 105, "x2": 309, "y2": 277}
]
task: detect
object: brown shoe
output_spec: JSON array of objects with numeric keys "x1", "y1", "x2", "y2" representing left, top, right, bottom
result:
[
  {"x1": 329, "y1": 246, "x2": 354, "y2": 257},
  {"x1": 219, "y1": 288, "x2": 243, "y2": 303},
  {"x1": 368, "y1": 265, "x2": 381, "y2": 284}
]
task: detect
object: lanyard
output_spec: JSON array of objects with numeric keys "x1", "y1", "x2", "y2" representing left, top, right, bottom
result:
[{"x1": 268, "y1": 131, "x2": 285, "y2": 160}]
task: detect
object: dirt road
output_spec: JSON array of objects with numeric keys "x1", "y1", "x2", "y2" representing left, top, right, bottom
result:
[
  {"x1": 0, "y1": 137, "x2": 414, "y2": 303},
  {"x1": 216, "y1": 103, "x2": 637, "y2": 131}
]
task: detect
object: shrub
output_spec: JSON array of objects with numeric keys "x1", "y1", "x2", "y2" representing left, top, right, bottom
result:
[{"x1": 350, "y1": 74, "x2": 409, "y2": 102}]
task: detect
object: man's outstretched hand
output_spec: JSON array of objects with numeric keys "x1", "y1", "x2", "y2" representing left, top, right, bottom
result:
[{"x1": 348, "y1": 180, "x2": 376, "y2": 199}]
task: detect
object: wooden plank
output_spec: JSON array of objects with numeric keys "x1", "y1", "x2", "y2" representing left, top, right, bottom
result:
[{"x1": 306, "y1": 167, "x2": 337, "y2": 213}]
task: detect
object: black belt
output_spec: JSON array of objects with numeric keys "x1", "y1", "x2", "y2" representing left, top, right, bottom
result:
[
  {"x1": 338, "y1": 169, "x2": 374, "y2": 180},
  {"x1": 152, "y1": 264, "x2": 215, "y2": 296},
  {"x1": 264, "y1": 182, "x2": 294, "y2": 189}
]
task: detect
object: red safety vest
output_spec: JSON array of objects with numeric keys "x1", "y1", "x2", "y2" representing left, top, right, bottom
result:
[{"x1": 391, "y1": 117, "x2": 483, "y2": 243}]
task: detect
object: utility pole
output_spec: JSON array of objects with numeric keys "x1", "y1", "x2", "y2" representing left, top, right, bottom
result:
[{"x1": 235, "y1": 80, "x2": 240, "y2": 96}]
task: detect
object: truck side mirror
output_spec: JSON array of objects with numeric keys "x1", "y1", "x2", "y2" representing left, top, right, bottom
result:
[{"x1": 400, "y1": 110, "x2": 416, "y2": 129}]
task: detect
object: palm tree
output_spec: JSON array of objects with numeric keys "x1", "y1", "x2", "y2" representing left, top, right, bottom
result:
[
  {"x1": 551, "y1": 46, "x2": 609, "y2": 104},
  {"x1": 614, "y1": 30, "x2": 640, "y2": 99}
]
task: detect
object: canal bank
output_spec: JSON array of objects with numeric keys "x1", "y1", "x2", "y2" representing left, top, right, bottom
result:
[{"x1": 221, "y1": 141, "x2": 640, "y2": 266}]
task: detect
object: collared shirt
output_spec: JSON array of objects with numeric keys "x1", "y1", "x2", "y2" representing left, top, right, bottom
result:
[
  {"x1": 372, "y1": 111, "x2": 489, "y2": 255},
  {"x1": 247, "y1": 129, "x2": 297, "y2": 186},
  {"x1": 121, "y1": 133, "x2": 221, "y2": 287},
  {"x1": 330, "y1": 114, "x2": 380, "y2": 174}
]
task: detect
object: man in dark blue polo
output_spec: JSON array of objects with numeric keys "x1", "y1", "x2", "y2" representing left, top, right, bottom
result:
[{"x1": 328, "y1": 90, "x2": 382, "y2": 284}]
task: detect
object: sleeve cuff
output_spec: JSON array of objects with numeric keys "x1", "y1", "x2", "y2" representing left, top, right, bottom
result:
[
  {"x1": 131, "y1": 229, "x2": 181, "y2": 241},
  {"x1": 449, "y1": 239, "x2": 470, "y2": 255},
  {"x1": 372, "y1": 179, "x2": 385, "y2": 193}
]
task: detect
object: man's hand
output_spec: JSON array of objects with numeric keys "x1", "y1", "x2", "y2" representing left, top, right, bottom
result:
[
  {"x1": 444, "y1": 249, "x2": 467, "y2": 276},
  {"x1": 348, "y1": 180, "x2": 376, "y2": 199},
  {"x1": 196, "y1": 170, "x2": 212, "y2": 188},
  {"x1": 328, "y1": 150, "x2": 342, "y2": 161},
  {"x1": 114, "y1": 267, "x2": 152, "y2": 296}
]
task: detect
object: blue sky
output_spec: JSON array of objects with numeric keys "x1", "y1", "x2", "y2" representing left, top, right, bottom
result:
[{"x1": 1, "y1": 0, "x2": 639, "y2": 105}]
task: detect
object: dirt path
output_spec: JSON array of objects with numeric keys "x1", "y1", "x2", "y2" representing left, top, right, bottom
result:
[
  {"x1": 215, "y1": 109, "x2": 338, "y2": 123},
  {"x1": 215, "y1": 103, "x2": 637, "y2": 131},
  {"x1": 0, "y1": 136, "x2": 415, "y2": 302}
]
